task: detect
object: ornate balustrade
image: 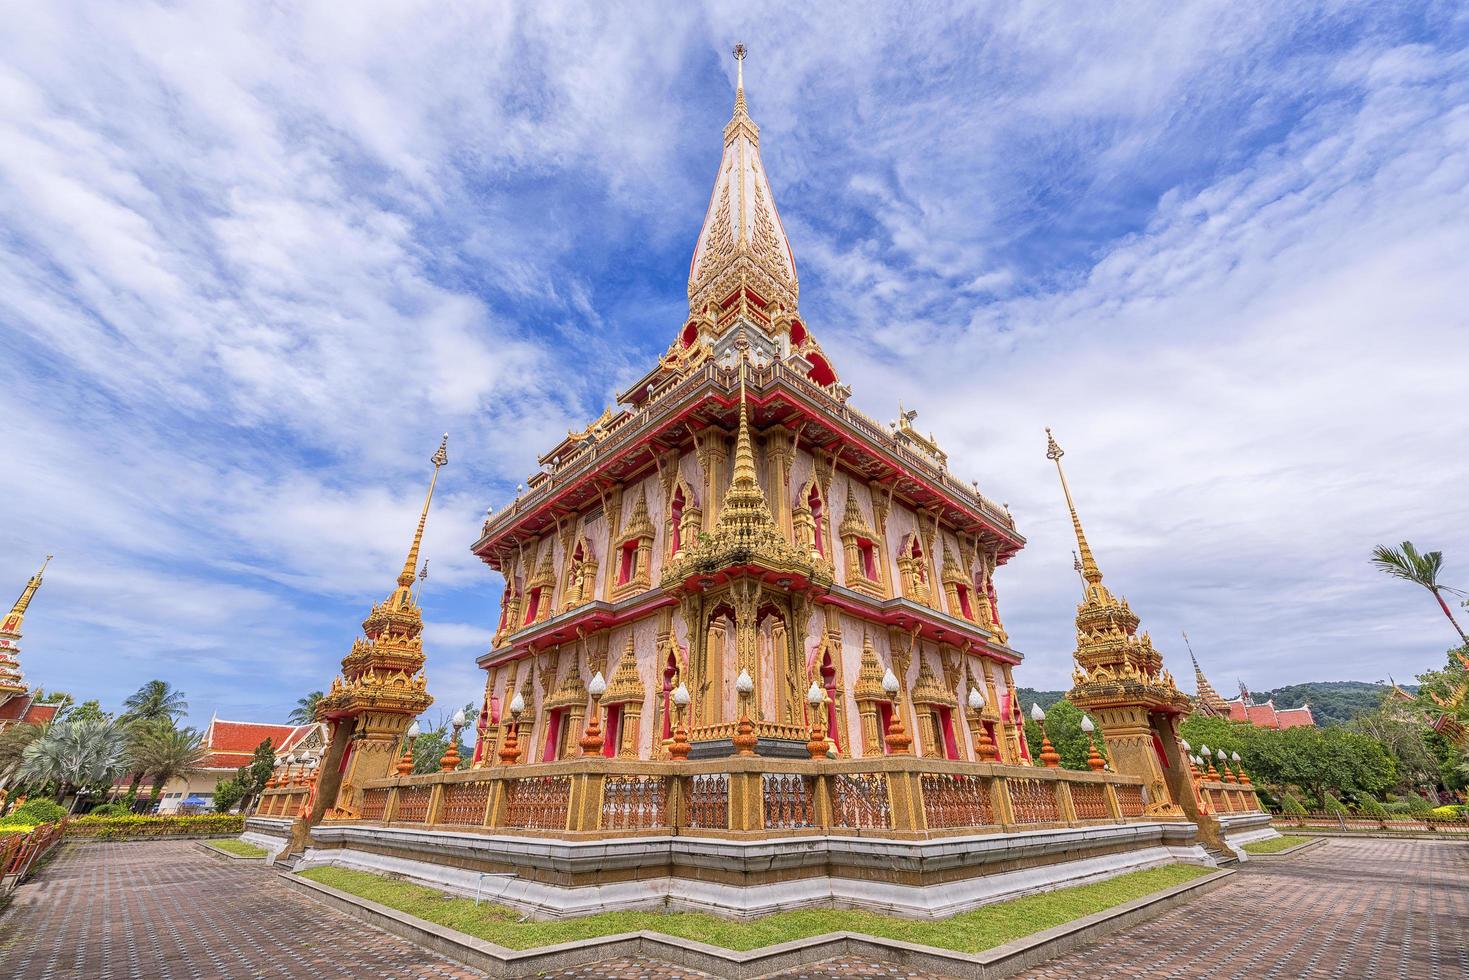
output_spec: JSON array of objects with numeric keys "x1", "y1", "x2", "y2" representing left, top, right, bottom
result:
[
  {"x1": 1197, "y1": 779, "x2": 1262, "y2": 815},
  {"x1": 478, "y1": 358, "x2": 1016, "y2": 549},
  {"x1": 312, "y1": 754, "x2": 1158, "y2": 841}
]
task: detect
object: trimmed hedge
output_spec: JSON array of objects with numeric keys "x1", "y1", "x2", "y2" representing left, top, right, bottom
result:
[
  {"x1": 1, "y1": 798, "x2": 67, "y2": 827},
  {"x1": 65, "y1": 814, "x2": 245, "y2": 840}
]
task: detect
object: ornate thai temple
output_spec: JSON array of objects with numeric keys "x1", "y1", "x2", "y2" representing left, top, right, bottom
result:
[
  {"x1": 248, "y1": 48, "x2": 1274, "y2": 920},
  {"x1": 0, "y1": 557, "x2": 62, "y2": 733},
  {"x1": 1190, "y1": 647, "x2": 1315, "y2": 729}
]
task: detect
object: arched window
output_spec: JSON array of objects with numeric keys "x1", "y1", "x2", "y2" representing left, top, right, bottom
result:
[
  {"x1": 669, "y1": 486, "x2": 685, "y2": 555},
  {"x1": 809, "y1": 484, "x2": 825, "y2": 557},
  {"x1": 807, "y1": 352, "x2": 836, "y2": 387},
  {"x1": 789, "y1": 319, "x2": 807, "y2": 347},
  {"x1": 820, "y1": 648, "x2": 841, "y2": 753}
]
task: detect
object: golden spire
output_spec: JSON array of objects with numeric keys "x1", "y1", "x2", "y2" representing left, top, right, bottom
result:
[
  {"x1": 732, "y1": 42, "x2": 748, "y2": 117},
  {"x1": 397, "y1": 435, "x2": 448, "y2": 592},
  {"x1": 1045, "y1": 428, "x2": 1101, "y2": 588},
  {"x1": 1183, "y1": 632, "x2": 1231, "y2": 716},
  {"x1": 1, "y1": 555, "x2": 52, "y2": 638}
]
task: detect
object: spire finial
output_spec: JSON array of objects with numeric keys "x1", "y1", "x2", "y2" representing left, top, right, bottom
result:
[
  {"x1": 1045, "y1": 428, "x2": 1101, "y2": 587},
  {"x1": 398, "y1": 435, "x2": 448, "y2": 590},
  {"x1": 1, "y1": 554, "x2": 54, "y2": 638},
  {"x1": 732, "y1": 42, "x2": 749, "y2": 115}
]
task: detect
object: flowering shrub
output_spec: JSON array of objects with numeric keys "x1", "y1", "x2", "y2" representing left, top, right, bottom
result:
[
  {"x1": 1, "y1": 798, "x2": 68, "y2": 826},
  {"x1": 64, "y1": 814, "x2": 245, "y2": 840}
]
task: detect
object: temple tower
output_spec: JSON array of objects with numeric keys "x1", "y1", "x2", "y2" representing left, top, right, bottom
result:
[
  {"x1": 313, "y1": 436, "x2": 445, "y2": 819},
  {"x1": 0, "y1": 556, "x2": 51, "y2": 715},
  {"x1": 472, "y1": 47, "x2": 1026, "y2": 766},
  {"x1": 1045, "y1": 430, "x2": 1193, "y2": 819}
]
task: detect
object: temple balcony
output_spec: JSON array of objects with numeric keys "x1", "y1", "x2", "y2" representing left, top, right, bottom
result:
[{"x1": 474, "y1": 357, "x2": 1021, "y2": 567}]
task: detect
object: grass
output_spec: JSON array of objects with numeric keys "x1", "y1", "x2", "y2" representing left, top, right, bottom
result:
[
  {"x1": 205, "y1": 839, "x2": 268, "y2": 858},
  {"x1": 298, "y1": 862, "x2": 1211, "y2": 954},
  {"x1": 1243, "y1": 835, "x2": 1313, "y2": 854}
]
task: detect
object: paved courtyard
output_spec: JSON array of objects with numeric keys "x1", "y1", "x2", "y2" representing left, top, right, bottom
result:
[{"x1": 0, "y1": 836, "x2": 1463, "y2": 979}]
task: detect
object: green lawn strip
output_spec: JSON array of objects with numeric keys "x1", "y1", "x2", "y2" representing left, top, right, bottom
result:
[
  {"x1": 299, "y1": 863, "x2": 1210, "y2": 954},
  {"x1": 1243, "y1": 835, "x2": 1313, "y2": 854},
  {"x1": 205, "y1": 839, "x2": 269, "y2": 858}
]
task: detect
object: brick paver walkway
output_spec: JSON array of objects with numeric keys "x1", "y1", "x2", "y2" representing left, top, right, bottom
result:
[
  {"x1": 1018, "y1": 837, "x2": 1469, "y2": 979},
  {"x1": 0, "y1": 840, "x2": 483, "y2": 979},
  {"x1": 0, "y1": 837, "x2": 1462, "y2": 978}
]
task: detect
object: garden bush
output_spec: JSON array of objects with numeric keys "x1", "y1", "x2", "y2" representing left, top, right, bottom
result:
[
  {"x1": 1323, "y1": 795, "x2": 1349, "y2": 816},
  {"x1": 1429, "y1": 804, "x2": 1469, "y2": 820},
  {"x1": 65, "y1": 813, "x2": 244, "y2": 840},
  {"x1": 1, "y1": 798, "x2": 67, "y2": 827},
  {"x1": 1386, "y1": 794, "x2": 1432, "y2": 815},
  {"x1": 1357, "y1": 796, "x2": 1388, "y2": 820},
  {"x1": 1278, "y1": 792, "x2": 1307, "y2": 815},
  {"x1": 87, "y1": 802, "x2": 132, "y2": 818}
]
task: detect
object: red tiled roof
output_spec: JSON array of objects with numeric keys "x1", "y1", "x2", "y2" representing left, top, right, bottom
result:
[
  {"x1": 204, "y1": 751, "x2": 258, "y2": 771},
  {"x1": 1274, "y1": 706, "x2": 1315, "y2": 728},
  {"x1": 1225, "y1": 701, "x2": 1249, "y2": 723},
  {"x1": 206, "y1": 719, "x2": 298, "y2": 754},
  {"x1": 275, "y1": 723, "x2": 317, "y2": 754},
  {"x1": 1246, "y1": 702, "x2": 1280, "y2": 728},
  {"x1": 21, "y1": 702, "x2": 58, "y2": 724},
  {"x1": 0, "y1": 696, "x2": 31, "y2": 721}
]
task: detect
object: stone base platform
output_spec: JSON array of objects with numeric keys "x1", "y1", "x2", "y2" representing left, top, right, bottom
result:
[
  {"x1": 293, "y1": 820, "x2": 1211, "y2": 920},
  {"x1": 1217, "y1": 811, "x2": 1278, "y2": 860}
]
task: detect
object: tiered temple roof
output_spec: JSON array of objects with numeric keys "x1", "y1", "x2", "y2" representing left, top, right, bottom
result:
[{"x1": 0, "y1": 556, "x2": 61, "y2": 731}]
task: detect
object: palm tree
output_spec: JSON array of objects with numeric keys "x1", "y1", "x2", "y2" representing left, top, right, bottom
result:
[
  {"x1": 0, "y1": 722, "x2": 44, "y2": 791},
  {"x1": 288, "y1": 691, "x2": 325, "y2": 725},
  {"x1": 128, "y1": 723, "x2": 208, "y2": 809},
  {"x1": 1372, "y1": 541, "x2": 1466, "y2": 641},
  {"x1": 19, "y1": 719, "x2": 130, "y2": 807},
  {"x1": 121, "y1": 679, "x2": 188, "y2": 725}
]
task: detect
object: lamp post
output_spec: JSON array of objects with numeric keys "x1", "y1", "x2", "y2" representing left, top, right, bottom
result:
[
  {"x1": 1201, "y1": 744, "x2": 1219, "y2": 780},
  {"x1": 1231, "y1": 751, "x2": 1252, "y2": 787},
  {"x1": 581, "y1": 672, "x2": 608, "y2": 755},
  {"x1": 969, "y1": 686, "x2": 999, "y2": 762},
  {"x1": 732, "y1": 669, "x2": 758, "y2": 756},
  {"x1": 1080, "y1": 714, "x2": 1106, "y2": 771},
  {"x1": 806, "y1": 681, "x2": 828, "y2": 760},
  {"x1": 1031, "y1": 703, "x2": 1061, "y2": 768},
  {"x1": 498, "y1": 692, "x2": 525, "y2": 764},
  {"x1": 1216, "y1": 748, "x2": 1235, "y2": 783},
  {"x1": 669, "y1": 683, "x2": 691, "y2": 761},
  {"x1": 397, "y1": 721, "x2": 421, "y2": 776},
  {"x1": 441, "y1": 710, "x2": 468, "y2": 771},
  {"x1": 881, "y1": 668, "x2": 911, "y2": 754}
]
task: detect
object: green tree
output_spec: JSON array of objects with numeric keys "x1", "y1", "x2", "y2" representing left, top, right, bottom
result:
[
  {"x1": 288, "y1": 691, "x2": 325, "y2": 725},
  {"x1": 68, "y1": 699, "x2": 111, "y2": 723},
  {"x1": 213, "y1": 772, "x2": 246, "y2": 813},
  {"x1": 1372, "y1": 541, "x2": 1466, "y2": 641},
  {"x1": 237, "y1": 739, "x2": 276, "y2": 813},
  {"x1": 19, "y1": 719, "x2": 130, "y2": 806},
  {"x1": 128, "y1": 724, "x2": 207, "y2": 807},
  {"x1": 0, "y1": 722, "x2": 44, "y2": 792},
  {"x1": 121, "y1": 679, "x2": 188, "y2": 725}
]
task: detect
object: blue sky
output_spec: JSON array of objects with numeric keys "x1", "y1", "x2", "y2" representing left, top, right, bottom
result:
[{"x1": 2, "y1": 3, "x2": 1467, "y2": 731}]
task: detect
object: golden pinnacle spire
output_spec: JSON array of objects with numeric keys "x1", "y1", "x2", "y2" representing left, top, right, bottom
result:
[
  {"x1": 398, "y1": 435, "x2": 448, "y2": 591},
  {"x1": 1045, "y1": 428, "x2": 1102, "y2": 588},
  {"x1": 732, "y1": 42, "x2": 748, "y2": 117},
  {"x1": 1, "y1": 554, "x2": 52, "y2": 637}
]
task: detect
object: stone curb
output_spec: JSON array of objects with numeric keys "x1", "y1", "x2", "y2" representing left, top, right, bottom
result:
[
  {"x1": 66, "y1": 833, "x2": 242, "y2": 844},
  {"x1": 195, "y1": 841, "x2": 268, "y2": 862},
  {"x1": 1243, "y1": 836, "x2": 1327, "y2": 859},
  {"x1": 1270, "y1": 828, "x2": 1469, "y2": 843},
  {"x1": 279, "y1": 866, "x2": 1234, "y2": 979}
]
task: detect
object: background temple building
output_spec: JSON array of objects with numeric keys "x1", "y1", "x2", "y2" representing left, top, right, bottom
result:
[
  {"x1": 0, "y1": 558, "x2": 62, "y2": 733},
  {"x1": 1192, "y1": 653, "x2": 1315, "y2": 729},
  {"x1": 469, "y1": 49, "x2": 1028, "y2": 770}
]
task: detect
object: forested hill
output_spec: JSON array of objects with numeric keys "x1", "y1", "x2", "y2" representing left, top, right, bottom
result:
[
  {"x1": 1249, "y1": 681, "x2": 1396, "y2": 726},
  {"x1": 1017, "y1": 680, "x2": 1401, "y2": 726}
]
